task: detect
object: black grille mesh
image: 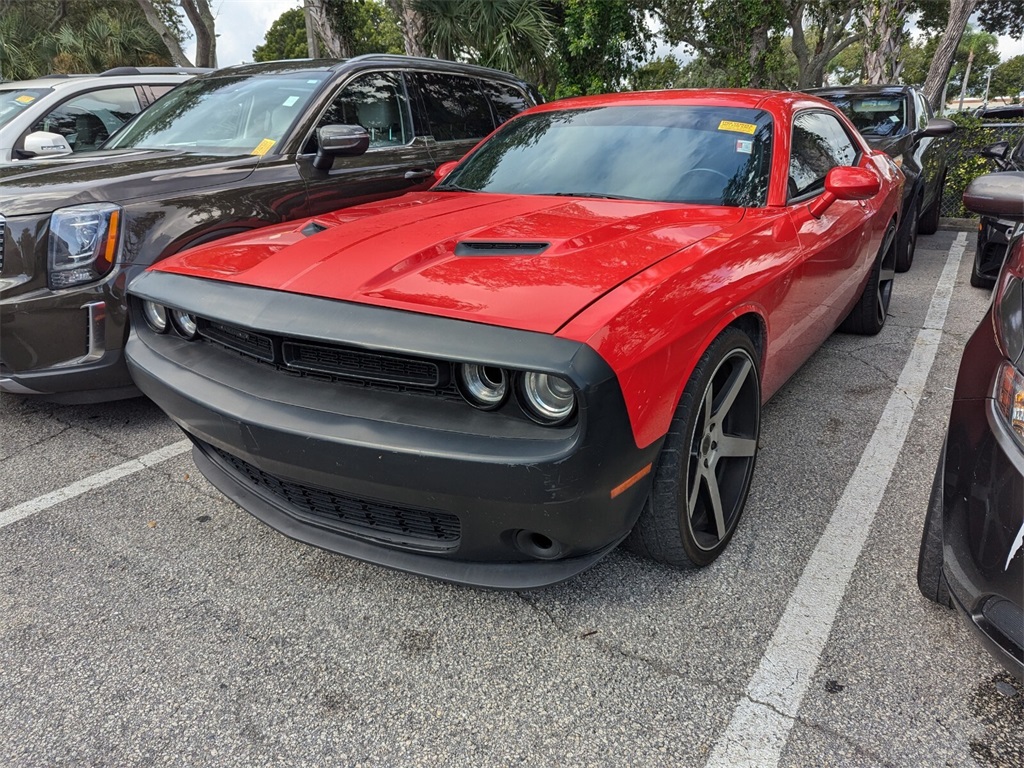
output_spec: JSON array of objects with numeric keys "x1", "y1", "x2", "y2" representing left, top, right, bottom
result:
[{"x1": 211, "y1": 445, "x2": 461, "y2": 549}]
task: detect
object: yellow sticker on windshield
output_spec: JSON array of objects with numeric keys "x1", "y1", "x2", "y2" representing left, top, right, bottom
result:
[
  {"x1": 718, "y1": 120, "x2": 757, "y2": 135},
  {"x1": 15, "y1": 95, "x2": 35, "y2": 104},
  {"x1": 251, "y1": 138, "x2": 276, "y2": 156}
]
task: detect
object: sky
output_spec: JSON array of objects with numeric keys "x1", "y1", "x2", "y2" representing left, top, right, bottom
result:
[{"x1": 198, "y1": 0, "x2": 1023, "y2": 72}]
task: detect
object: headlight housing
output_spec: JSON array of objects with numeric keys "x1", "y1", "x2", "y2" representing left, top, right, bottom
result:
[
  {"x1": 519, "y1": 372, "x2": 576, "y2": 425},
  {"x1": 142, "y1": 300, "x2": 168, "y2": 333},
  {"x1": 48, "y1": 203, "x2": 122, "y2": 289},
  {"x1": 457, "y1": 363, "x2": 508, "y2": 410}
]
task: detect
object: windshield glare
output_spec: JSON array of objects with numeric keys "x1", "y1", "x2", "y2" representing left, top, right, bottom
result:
[
  {"x1": 106, "y1": 72, "x2": 329, "y2": 154},
  {"x1": 0, "y1": 88, "x2": 52, "y2": 129},
  {"x1": 439, "y1": 105, "x2": 773, "y2": 207}
]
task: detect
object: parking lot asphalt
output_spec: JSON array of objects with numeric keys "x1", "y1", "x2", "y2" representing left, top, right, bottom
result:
[{"x1": 1, "y1": 227, "x2": 1021, "y2": 767}]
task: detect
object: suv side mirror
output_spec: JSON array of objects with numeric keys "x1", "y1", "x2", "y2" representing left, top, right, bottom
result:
[
  {"x1": 18, "y1": 131, "x2": 73, "y2": 159},
  {"x1": 980, "y1": 141, "x2": 1010, "y2": 162},
  {"x1": 919, "y1": 118, "x2": 956, "y2": 138},
  {"x1": 963, "y1": 172, "x2": 1024, "y2": 222},
  {"x1": 312, "y1": 124, "x2": 370, "y2": 170}
]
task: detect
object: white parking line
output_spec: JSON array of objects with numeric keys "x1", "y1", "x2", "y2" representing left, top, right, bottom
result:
[
  {"x1": 0, "y1": 439, "x2": 192, "y2": 530},
  {"x1": 706, "y1": 232, "x2": 968, "y2": 767}
]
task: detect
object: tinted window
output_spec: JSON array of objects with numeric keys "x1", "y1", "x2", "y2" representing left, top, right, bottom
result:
[
  {"x1": 914, "y1": 91, "x2": 932, "y2": 130},
  {"x1": 439, "y1": 106, "x2": 773, "y2": 207},
  {"x1": 789, "y1": 111, "x2": 858, "y2": 199},
  {"x1": 107, "y1": 72, "x2": 328, "y2": 155},
  {"x1": 0, "y1": 88, "x2": 51, "y2": 129},
  {"x1": 478, "y1": 80, "x2": 529, "y2": 125},
  {"x1": 305, "y1": 71, "x2": 411, "y2": 153},
  {"x1": 30, "y1": 87, "x2": 142, "y2": 151},
  {"x1": 414, "y1": 72, "x2": 494, "y2": 141}
]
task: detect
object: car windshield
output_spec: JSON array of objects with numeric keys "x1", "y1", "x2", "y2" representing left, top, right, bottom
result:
[
  {"x1": 0, "y1": 88, "x2": 52, "y2": 129},
  {"x1": 105, "y1": 72, "x2": 329, "y2": 154},
  {"x1": 820, "y1": 95, "x2": 907, "y2": 138},
  {"x1": 437, "y1": 105, "x2": 773, "y2": 207}
]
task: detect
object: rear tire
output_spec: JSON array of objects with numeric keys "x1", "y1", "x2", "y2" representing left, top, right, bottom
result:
[
  {"x1": 918, "y1": 173, "x2": 945, "y2": 235},
  {"x1": 895, "y1": 197, "x2": 920, "y2": 273},
  {"x1": 840, "y1": 221, "x2": 897, "y2": 335},
  {"x1": 626, "y1": 328, "x2": 761, "y2": 568}
]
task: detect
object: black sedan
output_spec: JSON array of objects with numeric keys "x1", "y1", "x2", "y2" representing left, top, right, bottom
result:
[{"x1": 917, "y1": 171, "x2": 1024, "y2": 682}]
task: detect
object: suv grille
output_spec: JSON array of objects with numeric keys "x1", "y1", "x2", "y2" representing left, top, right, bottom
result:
[{"x1": 211, "y1": 445, "x2": 462, "y2": 551}]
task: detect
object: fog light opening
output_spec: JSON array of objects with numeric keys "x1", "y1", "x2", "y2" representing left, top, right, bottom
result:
[{"x1": 514, "y1": 529, "x2": 562, "y2": 560}]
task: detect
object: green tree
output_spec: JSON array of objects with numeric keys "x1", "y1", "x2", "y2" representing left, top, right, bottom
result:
[
  {"x1": 414, "y1": 0, "x2": 555, "y2": 86},
  {"x1": 551, "y1": 0, "x2": 653, "y2": 97},
  {"x1": 659, "y1": 0, "x2": 790, "y2": 88},
  {"x1": 253, "y1": 8, "x2": 315, "y2": 61},
  {"x1": 988, "y1": 54, "x2": 1024, "y2": 101},
  {"x1": 627, "y1": 55, "x2": 687, "y2": 91}
]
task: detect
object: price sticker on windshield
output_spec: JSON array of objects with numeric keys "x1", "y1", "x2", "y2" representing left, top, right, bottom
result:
[
  {"x1": 251, "y1": 138, "x2": 276, "y2": 156},
  {"x1": 15, "y1": 95, "x2": 35, "y2": 104},
  {"x1": 718, "y1": 120, "x2": 757, "y2": 135}
]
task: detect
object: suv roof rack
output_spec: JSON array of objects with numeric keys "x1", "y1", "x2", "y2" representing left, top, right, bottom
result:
[{"x1": 100, "y1": 66, "x2": 212, "y2": 76}]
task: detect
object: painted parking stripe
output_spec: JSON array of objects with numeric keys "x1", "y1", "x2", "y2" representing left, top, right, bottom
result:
[
  {"x1": 706, "y1": 232, "x2": 967, "y2": 767},
  {"x1": 0, "y1": 439, "x2": 192, "y2": 530}
]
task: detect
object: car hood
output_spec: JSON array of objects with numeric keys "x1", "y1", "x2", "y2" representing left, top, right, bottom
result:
[
  {"x1": 156, "y1": 191, "x2": 745, "y2": 334},
  {"x1": 0, "y1": 149, "x2": 259, "y2": 216}
]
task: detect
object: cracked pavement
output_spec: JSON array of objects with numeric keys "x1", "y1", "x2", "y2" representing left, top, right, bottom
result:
[{"x1": 1, "y1": 229, "x2": 1021, "y2": 767}]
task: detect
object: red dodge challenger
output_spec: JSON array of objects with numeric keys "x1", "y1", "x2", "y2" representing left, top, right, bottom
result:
[{"x1": 125, "y1": 89, "x2": 903, "y2": 588}]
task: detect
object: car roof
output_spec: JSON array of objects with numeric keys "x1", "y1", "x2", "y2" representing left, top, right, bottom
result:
[
  {"x1": 0, "y1": 69, "x2": 199, "y2": 91},
  {"x1": 525, "y1": 88, "x2": 815, "y2": 113}
]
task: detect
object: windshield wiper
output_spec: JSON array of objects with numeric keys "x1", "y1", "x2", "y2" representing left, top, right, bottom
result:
[
  {"x1": 434, "y1": 182, "x2": 477, "y2": 192},
  {"x1": 548, "y1": 191, "x2": 648, "y2": 201}
]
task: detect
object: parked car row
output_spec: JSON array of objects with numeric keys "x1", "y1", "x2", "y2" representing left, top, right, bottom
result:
[{"x1": 1, "y1": 58, "x2": 1015, "y2": 678}]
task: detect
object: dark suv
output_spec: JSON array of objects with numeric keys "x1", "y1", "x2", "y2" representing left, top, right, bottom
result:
[
  {"x1": 0, "y1": 55, "x2": 539, "y2": 402},
  {"x1": 807, "y1": 85, "x2": 956, "y2": 271}
]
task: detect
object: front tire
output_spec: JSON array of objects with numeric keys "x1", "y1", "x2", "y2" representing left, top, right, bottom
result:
[
  {"x1": 918, "y1": 173, "x2": 945, "y2": 235},
  {"x1": 627, "y1": 328, "x2": 761, "y2": 568},
  {"x1": 840, "y1": 221, "x2": 896, "y2": 335}
]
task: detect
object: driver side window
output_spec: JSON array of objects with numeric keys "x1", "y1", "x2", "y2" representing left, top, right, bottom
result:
[
  {"x1": 789, "y1": 111, "x2": 858, "y2": 200},
  {"x1": 304, "y1": 72, "x2": 411, "y2": 153}
]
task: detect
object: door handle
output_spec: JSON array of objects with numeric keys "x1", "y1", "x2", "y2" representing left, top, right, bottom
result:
[{"x1": 404, "y1": 168, "x2": 434, "y2": 180}]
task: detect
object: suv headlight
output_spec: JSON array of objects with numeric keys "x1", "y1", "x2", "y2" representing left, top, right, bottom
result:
[{"x1": 48, "y1": 203, "x2": 122, "y2": 289}]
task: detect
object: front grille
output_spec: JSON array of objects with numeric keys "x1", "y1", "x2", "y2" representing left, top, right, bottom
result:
[
  {"x1": 211, "y1": 445, "x2": 461, "y2": 551},
  {"x1": 0, "y1": 215, "x2": 6, "y2": 271},
  {"x1": 196, "y1": 317, "x2": 454, "y2": 395}
]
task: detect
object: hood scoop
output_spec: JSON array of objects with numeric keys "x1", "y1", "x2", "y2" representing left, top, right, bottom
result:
[{"x1": 454, "y1": 241, "x2": 549, "y2": 257}]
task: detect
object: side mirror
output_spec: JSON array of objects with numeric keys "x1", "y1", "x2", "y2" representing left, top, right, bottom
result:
[
  {"x1": 809, "y1": 166, "x2": 881, "y2": 218},
  {"x1": 312, "y1": 124, "x2": 370, "y2": 170},
  {"x1": 434, "y1": 160, "x2": 458, "y2": 183},
  {"x1": 980, "y1": 141, "x2": 1010, "y2": 162},
  {"x1": 962, "y1": 172, "x2": 1024, "y2": 222},
  {"x1": 919, "y1": 118, "x2": 956, "y2": 139},
  {"x1": 18, "y1": 131, "x2": 72, "y2": 159}
]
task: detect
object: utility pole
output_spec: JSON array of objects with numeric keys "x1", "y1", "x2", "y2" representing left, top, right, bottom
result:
[{"x1": 958, "y1": 47, "x2": 974, "y2": 111}]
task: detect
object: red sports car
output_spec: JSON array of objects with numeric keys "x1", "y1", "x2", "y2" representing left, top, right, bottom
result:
[{"x1": 125, "y1": 90, "x2": 903, "y2": 588}]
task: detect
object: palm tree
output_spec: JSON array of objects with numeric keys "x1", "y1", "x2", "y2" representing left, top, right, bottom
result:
[{"x1": 49, "y1": 11, "x2": 168, "y2": 73}]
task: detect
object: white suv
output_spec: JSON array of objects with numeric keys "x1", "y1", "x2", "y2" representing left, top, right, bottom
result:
[{"x1": 0, "y1": 67, "x2": 202, "y2": 163}]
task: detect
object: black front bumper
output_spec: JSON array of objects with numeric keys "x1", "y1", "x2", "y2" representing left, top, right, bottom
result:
[{"x1": 126, "y1": 273, "x2": 660, "y2": 589}]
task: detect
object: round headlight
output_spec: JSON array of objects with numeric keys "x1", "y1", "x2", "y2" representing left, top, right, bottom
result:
[
  {"x1": 520, "y1": 372, "x2": 576, "y2": 424},
  {"x1": 142, "y1": 300, "x2": 168, "y2": 333},
  {"x1": 457, "y1": 363, "x2": 508, "y2": 409},
  {"x1": 170, "y1": 309, "x2": 199, "y2": 339}
]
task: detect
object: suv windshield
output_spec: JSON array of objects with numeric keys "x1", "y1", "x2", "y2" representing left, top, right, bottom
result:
[
  {"x1": 819, "y1": 94, "x2": 907, "y2": 138},
  {"x1": 0, "y1": 88, "x2": 52, "y2": 129},
  {"x1": 106, "y1": 72, "x2": 329, "y2": 154},
  {"x1": 438, "y1": 105, "x2": 773, "y2": 207}
]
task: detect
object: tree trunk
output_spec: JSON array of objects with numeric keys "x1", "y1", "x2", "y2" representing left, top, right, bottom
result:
[
  {"x1": 386, "y1": 0, "x2": 427, "y2": 58},
  {"x1": 788, "y1": 1, "x2": 862, "y2": 88},
  {"x1": 302, "y1": 0, "x2": 319, "y2": 58},
  {"x1": 923, "y1": 0, "x2": 978, "y2": 112},
  {"x1": 304, "y1": 0, "x2": 347, "y2": 58},
  {"x1": 134, "y1": 0, "x2": 194, "y2": 66},
  {"x1": 182, "y1": 0, "x2": 217, "y2": 68},
  {"x1": 861, "y1": 0, "x2": 909, "y2": 84}
]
